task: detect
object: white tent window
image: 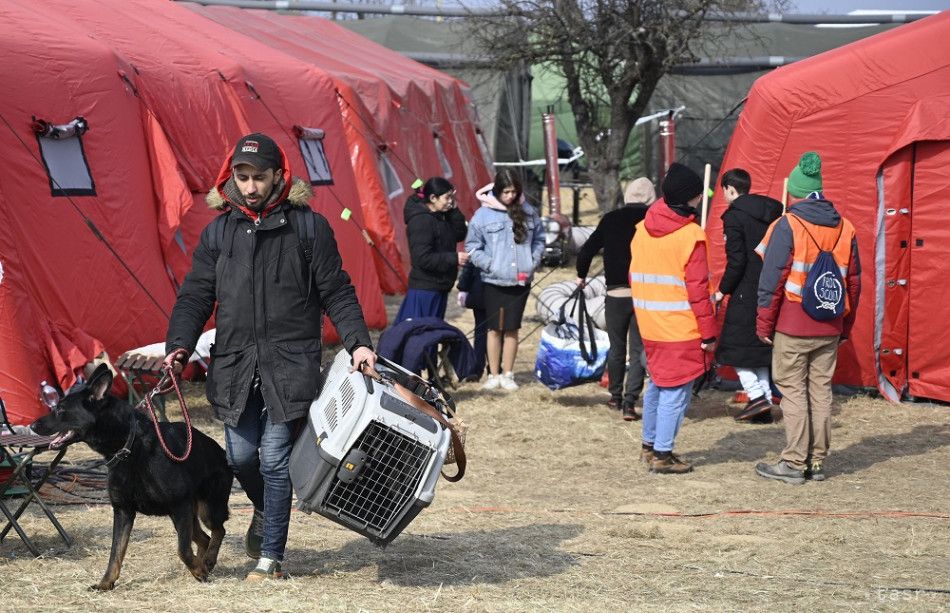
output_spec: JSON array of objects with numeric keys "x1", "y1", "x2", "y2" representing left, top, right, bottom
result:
[
  {"x1": 433, "y1": 134, "x2": 453, "y2": 179},
  {"x1": 34, "y1": 117, "x2": 95, "y2": 197},
  {"x1": 378, "y1": 153, "x2": 403, "y2": 200},
  {"x1": 295, "y1": 125, "x2": 333, "y2": 186}
]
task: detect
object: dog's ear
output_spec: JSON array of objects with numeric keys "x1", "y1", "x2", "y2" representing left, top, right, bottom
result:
[{"x1": 86, "y1": 363, "x2": 114, "y2": 401}]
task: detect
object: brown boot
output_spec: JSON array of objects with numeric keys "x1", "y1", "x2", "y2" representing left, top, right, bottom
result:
[
  {"x1": 650, "y1": 452, "x2": 693, "y2": 474},
  {"x1": 640, "y1": 446, "x2": 654, "y2": 465}
]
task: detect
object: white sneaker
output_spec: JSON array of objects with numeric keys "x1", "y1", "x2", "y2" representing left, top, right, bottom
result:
[
  {"x1": 499, "y1": 372, "x2": 519, "y2": 391},
  {"x1": 482, "y1": 374, "x2": 502, "y2": 390}
]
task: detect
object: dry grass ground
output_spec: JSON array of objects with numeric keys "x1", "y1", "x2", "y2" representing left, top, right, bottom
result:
[{"x1": 2, "y1": 203, "x2": 948, "y2": 611}]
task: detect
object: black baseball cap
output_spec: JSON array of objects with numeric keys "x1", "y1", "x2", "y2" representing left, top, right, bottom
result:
[{"x1": 231, "y1": 133, "x2": 282, "y2": 171}]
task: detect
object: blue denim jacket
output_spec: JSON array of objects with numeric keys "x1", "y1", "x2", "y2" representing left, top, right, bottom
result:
[{"x1": 465, "y1": 203, "x2": 545, "y2": 286}]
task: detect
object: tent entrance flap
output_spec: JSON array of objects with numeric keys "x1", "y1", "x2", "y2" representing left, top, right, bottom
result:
[
  {"x1": 876, "y1": 147, "x2": 914, "y2": 402},
  {"x1": 906, "y1": 141, "x2": 950, "y2": 401},
  {"x1": 878, "y1": 139, "x2": 950, "y2": 402}
]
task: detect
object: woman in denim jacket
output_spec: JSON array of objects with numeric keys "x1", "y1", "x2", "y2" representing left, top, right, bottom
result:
[{"x1": 465, "y1": 169, "x2": 545, "y2": 391}]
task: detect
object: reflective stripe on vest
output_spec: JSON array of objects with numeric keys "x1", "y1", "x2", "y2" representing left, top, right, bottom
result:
[
  {"x1": 629, "y1": 272, "x2": 687, "y2": 288},
  {"x1": 786, "y1": 260, "x2": 849, "y2": 296},
  {"x1": 632, "y1": 298, "x2": 692, "y2": 311},
  {"x1": 630, "y1": 220, "x2": 710, "y2": 342},
  {"x1": 759, "y1": 213, "x2": 855, "y2": 311}
]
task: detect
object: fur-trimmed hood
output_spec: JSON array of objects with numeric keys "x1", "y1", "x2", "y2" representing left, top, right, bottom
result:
[
  {"x1": 205, "y1": 138, "x2": 312, "y2": 211},
  {"x1": 205, "y1": 176, "x2": 313, "y2": 210}
]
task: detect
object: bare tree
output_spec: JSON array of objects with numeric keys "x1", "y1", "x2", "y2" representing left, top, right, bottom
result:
[{"x1": 469, "y1": 0, "x2": 776, "y2": 213}]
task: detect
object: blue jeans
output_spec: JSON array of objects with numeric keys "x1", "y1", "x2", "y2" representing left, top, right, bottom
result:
[
  {"x1": 641, "y1": 379, "x2": 693, "y2": 453},
  {"x1": 224, "y1": 400, "x2": 299, "y2": 562}
]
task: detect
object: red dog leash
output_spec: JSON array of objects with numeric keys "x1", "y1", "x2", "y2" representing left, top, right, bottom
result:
[{"x1": 141, "y1": 365, "x2": 193, "y2": 462}]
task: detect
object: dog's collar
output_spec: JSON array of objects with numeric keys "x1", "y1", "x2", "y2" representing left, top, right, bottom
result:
[{"x1": 105, "y1": 412, "x2": 136, "y2": 468}]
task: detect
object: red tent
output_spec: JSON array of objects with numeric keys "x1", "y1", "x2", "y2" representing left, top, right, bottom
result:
[
  {"x1": 707, "y1": 11, "x2": 950, "y2": 402},
  {"x1": 41, "y1": 0, "x2": 387, "y2": 326},
  {"x1": 0, "y1": 3, "x2": 177, "y2": 423},
  {"x1": 0, "y1": 0, "x2": 394, "y2": 423},
  {"x1": 184, "y1": 5, "x2": 493, "y2": 292}
]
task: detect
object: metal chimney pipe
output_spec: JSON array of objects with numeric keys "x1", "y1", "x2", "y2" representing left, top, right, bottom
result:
[
  {"x1": 658, "y1": 110, "x2": 677, "y2": 177},
  {"x1": 542, "y1": 110, "x2": 561, "y2": 217}
]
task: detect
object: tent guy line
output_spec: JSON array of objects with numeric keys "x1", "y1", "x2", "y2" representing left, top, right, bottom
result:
[
  {"x1": 248, "y1": 81, "x2": 410, "y2": 287},
  {"x1": 335, "y1": 90, "x2": 420, "y2": 181}
]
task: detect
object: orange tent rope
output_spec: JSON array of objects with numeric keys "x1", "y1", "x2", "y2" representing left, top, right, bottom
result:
[{"x1": 447, "y1": 506, "x2": 949, "y2": 520}]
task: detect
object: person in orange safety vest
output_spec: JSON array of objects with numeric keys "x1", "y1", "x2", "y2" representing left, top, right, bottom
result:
[
  {"x1": 630, "y1": 163, "x2": 719, "y2": 475},
  {"x1": 754, "y1": 151, "x2": 861, "y2": 485}
]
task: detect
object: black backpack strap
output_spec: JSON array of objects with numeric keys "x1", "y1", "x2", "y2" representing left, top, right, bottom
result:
[
  {"x1": 288, "y1": 207, "x2": 315, "y2": 264},
  {"x1": 206, "y1": 213, "x2": 230, "y2": 261}
]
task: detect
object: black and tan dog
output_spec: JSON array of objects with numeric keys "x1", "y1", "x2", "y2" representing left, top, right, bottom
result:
[{"x1": 32, "y1": 364, "x2": 232, "y2": 590}]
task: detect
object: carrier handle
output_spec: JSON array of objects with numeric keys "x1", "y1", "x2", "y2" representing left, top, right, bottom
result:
[{"x1": 359, "y1": 362, "x2": 466, "y2": 482}]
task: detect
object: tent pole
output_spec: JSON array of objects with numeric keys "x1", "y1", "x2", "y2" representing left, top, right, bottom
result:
[
  {"x1": 781, "y1": 177, "x2": 789, "y2": 214},
  {"x1": 701, "y1": 164, "x2": 711, "y2": 229}
]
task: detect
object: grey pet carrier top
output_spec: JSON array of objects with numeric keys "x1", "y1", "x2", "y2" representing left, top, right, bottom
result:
[{"x1": 290, "y1": 350, "x2": 463, "y2": 546}]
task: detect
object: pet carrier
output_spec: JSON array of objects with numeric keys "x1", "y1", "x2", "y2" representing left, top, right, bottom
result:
[{"x1": 290, "y1": 350, "x2": 464, "y2": 546}]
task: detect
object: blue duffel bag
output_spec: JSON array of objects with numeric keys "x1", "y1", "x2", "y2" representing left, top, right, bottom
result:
[{"x1": 534, "y1": 289, "x2": 609, "y2": 390}]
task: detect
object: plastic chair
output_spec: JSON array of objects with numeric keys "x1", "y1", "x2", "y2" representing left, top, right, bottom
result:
[{"x1": 0, "y1": 396, "x2": 72, "y2": 556}]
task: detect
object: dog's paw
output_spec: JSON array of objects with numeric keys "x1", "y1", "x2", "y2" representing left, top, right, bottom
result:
[{"x1": 89, "y1": 581, "x2": 115, "y2": 592}]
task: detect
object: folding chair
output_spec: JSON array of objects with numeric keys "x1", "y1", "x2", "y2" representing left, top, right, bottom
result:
[
  {"x1": 115, "y1": 351, "x2": 168, "y2": 420},
  {"x1": 423, "y1": 344, "x2": 459, "y2": 392},
  {"x1": 115, "y1": 328, "x2": 215, "y2": 421},
  {"x1": 377, "y1": 318, "x2": 477, "y2": 393},
  {"x1": 0, "y1": 396, "x2": 72, "y2": 556}
]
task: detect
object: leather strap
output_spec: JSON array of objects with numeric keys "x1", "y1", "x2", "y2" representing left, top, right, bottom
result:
[{"x1": 360, "y1": 365, "x2": 466, "y2": 482}]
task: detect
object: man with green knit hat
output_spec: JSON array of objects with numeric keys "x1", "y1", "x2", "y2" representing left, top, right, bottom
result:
[{"x1": 752, "y1": 151, "x2": 862, "y2": 484}]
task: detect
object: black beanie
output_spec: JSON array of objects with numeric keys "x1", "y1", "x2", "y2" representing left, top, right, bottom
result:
[{"x1": 662, "y1": 163, "x2": 704, "y2": 207}]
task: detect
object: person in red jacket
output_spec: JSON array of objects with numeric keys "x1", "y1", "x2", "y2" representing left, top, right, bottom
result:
[
  {"x1": 754, "y1": 151, "x2": 861, "y2": 484},
  {"x1": 630, "y1": 163, "x2": 719, "y2": 474}
]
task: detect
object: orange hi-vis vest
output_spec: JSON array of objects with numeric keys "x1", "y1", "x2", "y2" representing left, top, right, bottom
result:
[
  {"x1": 756, "y1": 213, "x2": 856, "y2": 314},
  {"x1": 629, "y1": 221, "x2": 712, "y2": 342}
]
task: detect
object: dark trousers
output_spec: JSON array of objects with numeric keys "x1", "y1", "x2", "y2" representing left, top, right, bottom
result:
[
  {"x1": 471, "y1": 307, "x2": 488, "y2": 376},
  {"x1": 604, "y1": 294, "x2": 646, "y2": 404}
]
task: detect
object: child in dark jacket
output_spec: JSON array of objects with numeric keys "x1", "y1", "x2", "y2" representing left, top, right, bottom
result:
[
  {"x1": 714, "y1": 168, "x2": 783, "y2": 423},
  {"x1": 457, "y1": 261, "x2": 487, "y2": 378}
]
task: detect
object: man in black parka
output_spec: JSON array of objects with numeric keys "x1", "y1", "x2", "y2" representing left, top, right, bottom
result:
[
  {"x1": 714, "y1": 169, "x2": 782, "y2": 423},
  {"x1": 163, "y1": 133, "x2": 375, "y2": 580}
]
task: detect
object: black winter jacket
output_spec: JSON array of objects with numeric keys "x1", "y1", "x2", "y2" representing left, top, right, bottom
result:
[
  {"x1": 575, "y1": 203, "x2": 649, "y2": 288},
  {"x1": 404, "y1": 194, "x2": 468, "y2": 292},
  {"x1": 456, "y1": 261, "x2": 485, "y2": 309},
  {"x1": 716, "y1": 194, "x2": 783, "y2": 368},
  {"x1": 166, "y1": 162, "x2": 371, "y2": 426}
]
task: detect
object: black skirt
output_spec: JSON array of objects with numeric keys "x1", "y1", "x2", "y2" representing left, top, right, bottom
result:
[{"x1": 483, "y1": 283, "x2": 530, "y2": 331}]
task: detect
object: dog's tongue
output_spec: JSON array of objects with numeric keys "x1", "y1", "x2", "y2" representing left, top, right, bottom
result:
[{"x1": 49, "y1": 430, "x2": 74, "y2": 449}]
